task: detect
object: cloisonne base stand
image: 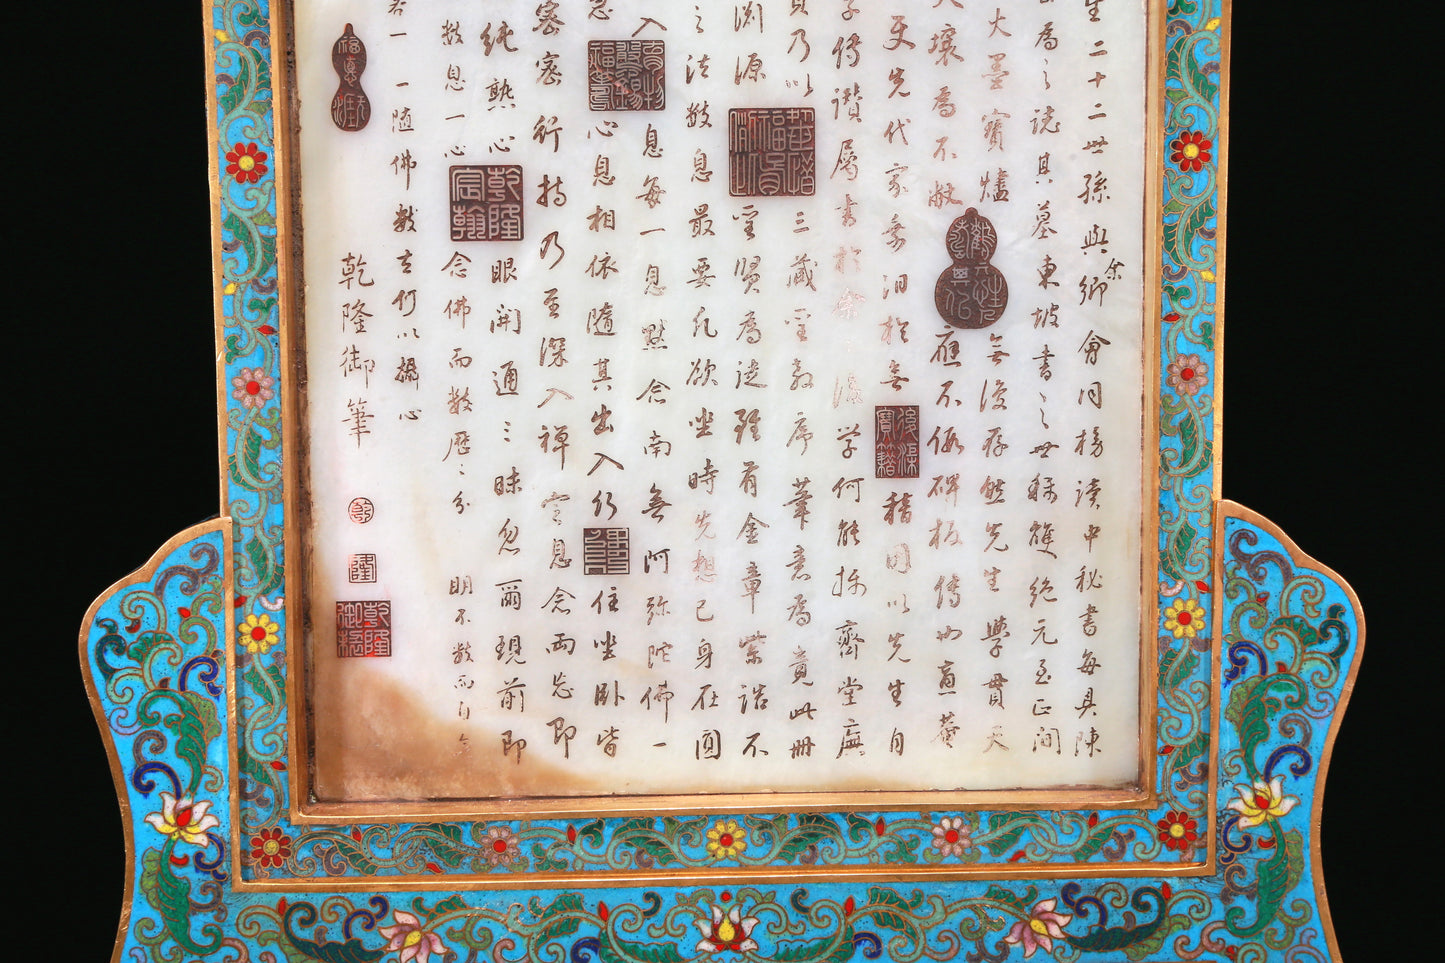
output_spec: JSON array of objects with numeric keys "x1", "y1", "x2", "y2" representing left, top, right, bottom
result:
[{"x1": 81, "y1": 2, "x2": 1362, "y2": 962}]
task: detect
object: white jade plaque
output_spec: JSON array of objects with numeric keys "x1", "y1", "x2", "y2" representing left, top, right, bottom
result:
[{"x1": 293, "y1": 0, "x2": 1149, "y2": 803}]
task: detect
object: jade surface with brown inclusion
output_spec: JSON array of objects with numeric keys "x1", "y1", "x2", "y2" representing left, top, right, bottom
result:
[{"x1": 82, "y1": 2, "x2": 1362, "y2": 961}]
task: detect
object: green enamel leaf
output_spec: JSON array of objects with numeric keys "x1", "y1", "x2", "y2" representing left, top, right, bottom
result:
[
  {"x1": 614, "y1": 818, "x2": 679, "y2": 867},
  {"x1": 223, "y1": 210, "x2": 257, "y2": 274},
  {"x1": 237, "y1": 740, "x2": 276, "y2": 799},
  {"x1": 1270, "y1": 615, "x2": 1319, "y2": 649},
  {"x1": 532, "y1": 841, "x2": 569, "y2": 872},
  {"x1": 177, "y1": 689, "x2": 222, "y2": 793},
  {"x1": 93, "y1": 619, "x2": 129, "y2": 682},
  {"x1": 244, "y1": 533, "x2": 283, "y2": 598},
  {"x1": 865, "y1": 887, "x2": 924, "y2": 934},
  {"x1": 1162, "y1": 282, "x2": 1192, "y2": 307},
  {"x1": 983, "y1": 815, "x2": 1043, "y2": 856},
  {"x1": 1066, "y1": 900, "x2": 1165, "y2": 953},
  {"x1": 426, "y1": 894, "x2": 468, "y2": 918},
  {"x1": 774, "y1": 927, "x2": 855, "y2": 963},
  {"x1": 1071, "y1": 823, "x2": 1115, "y2": 861},
  {"x1": 578, "y1": 818, "x2": 606, "y2": 846},
  {"x1": 983, "y1": 884, "x2": 1036, "y2": 914},
  {"x1": 138, "y1": 689, "x2": 219, "y2": 796},
  {"x1": 531, "y1": 893, "x2": 583, "y2": 946},
  {"x1": 282, "y1": 904, "x2": 386, "y2": 963},
  {"x1": 1122, "y1": 913, "x2": 1193, "y2": 962},
  {"x1": 1283, "y1": 828, "x2": 1305, "y2": 895},
  {"x1": 129, "y1": 630, "x2": 176, "y2": 664},
  {"x1": 259, "y1": 232, "x2": 278, "y2": 278},
  {"x1": 1164, "y1": 197, "x2": 1216, "y2": 270},
  {"x1": 599, "y1": 933, "x2": 686, "y2": 963},
  {"x1": 140, "y1": 848, "x2": 223, "y2": 955},
  {"x1": 1159, "y1": 644, "x2": 1201, "y2": 691},
  {"x1": 844, "y1": 812, "x2": 873, "y2": 842},
  {"x1": 1224, "y1": 677, "x2": 1268, "y2": 778},
  {"x1": 775, "y1": 812, "x2": 832, "y2": 862},
  {"x1": 1177, "y1": 409, "x2": 1204, "y2": 473},
  {"x1": 217, "y1": 50, "x2": 252, "y2": 118},
  {"x1": 1169, "y1": 729, "x2": 1209, "y2": 776},
  {"x1": 228, "y1": 420, "x2": 263, "y2": 487},
  {"x1": 1186, "y1": 47, "x2": 1219, "y2": 107},
  {"x1": 330, "y1": 832, "x2": 380, "y2": 875},
  {"x1": 1226, "y1": 828, "x2": 1293, "y2": 938},
  {"x1": 284, "y1": 932, "x2": 386, "y2": 963},
  {"x1": 1161, "y1": 521, "x2": 1198, "y2": 583},
  {"x1": 398, "y1": 824, "x2": 469, "y2": 869}
]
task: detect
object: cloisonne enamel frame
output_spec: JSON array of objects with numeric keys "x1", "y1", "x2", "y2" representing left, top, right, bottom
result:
[{"x1": 81, "y1": 1, "x2": 1364, "y2": 961}]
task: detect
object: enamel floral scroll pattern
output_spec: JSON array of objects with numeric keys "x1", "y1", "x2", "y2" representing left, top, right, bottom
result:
[
  {"x1": 92, "y1": 2, "x2": 1356, "y2": 956},
  {"x1": 213, "y1": 0, "x2": 290, "y2": 860},
  {"x1": 90, "y1": 515, "x2": 1354, "y2": 961},
  {"x1": 209, "y1": 0, "x2": 1232, "y2": 885},
  {"x1": 88, "y1": 528, "x2": 230, "y2": 960}
]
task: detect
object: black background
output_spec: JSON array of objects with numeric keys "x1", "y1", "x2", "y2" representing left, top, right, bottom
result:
[{"x1": 22, "y1": 5, "x2": 1420, "y2": 959}]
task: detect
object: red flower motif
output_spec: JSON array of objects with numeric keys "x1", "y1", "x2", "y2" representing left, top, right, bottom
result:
[
  {"x1": 249, "y1": 827, "x2": 292, "y2": 868},
  {"x1": 1170, "y1": 131, "x2": 1212, "y2": 173},
  {"x1": 226, "y1": 142, "x2": 269, "y2": 184},
  {"x1": 1156, "y1": 810, "x2": 1198, "y2": 852}
]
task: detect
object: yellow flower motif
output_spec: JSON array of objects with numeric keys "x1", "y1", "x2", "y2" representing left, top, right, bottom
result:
[
  {"x1": 215, "y1": 30, "x2": 230, "y2": 43},
  {"x1": 1163, "y1": 598, "x2": 1205, "y2": 639},
  {"x1": 705, "y1": 819, "x2": 747, "y2": 859},
  {"x1": 239, "y1": 613, "x2": 280, "y2": 654},
  {"x1": 1227, "y1": 776, "x2": 1299, "y2": 828},
  {"x1": 1205, "y1": 17, "x2": 1222, "y2": 31},
  {"x1": 1200, "y1": 268, "x2": 1216, "y2": 282},
  {"x1": 144, "y1": 792, "x2": 221, "y2": 846},
  {"x1": 223, "y1": 281, "x2": 238, "y2": 294}
]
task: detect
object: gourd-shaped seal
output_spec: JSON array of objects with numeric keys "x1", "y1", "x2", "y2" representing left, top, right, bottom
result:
[
  {"x1": 934, "y1": 208, "x2": 1008, "y2": 329},
  {"x1": 330, "y1": 24, "x2": 371, "y2": 132}
]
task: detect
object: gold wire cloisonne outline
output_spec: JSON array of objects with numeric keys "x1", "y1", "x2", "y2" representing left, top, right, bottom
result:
[
  {"x1": 81, "y1": 519, "x2": 235, "y2": 960},
  {"x1": 248, "y1": 0, "x2": 1189, "y2": 883}
]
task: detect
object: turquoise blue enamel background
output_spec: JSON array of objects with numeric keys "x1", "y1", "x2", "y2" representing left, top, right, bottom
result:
[{"x1": 80, "y1": 1, "x2": 1365, "y2": 960}]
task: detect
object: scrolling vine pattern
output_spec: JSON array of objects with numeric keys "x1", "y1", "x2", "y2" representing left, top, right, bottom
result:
[
  {"x1": 87, "y1": 511, "x2": 1357, "y2": 961},
  {"x1": 80, "y1": 0, "x2": 1357, "y2": 959},
  {"x1": 209, "y1": 0, "x2": 1228, "y2": 881}
]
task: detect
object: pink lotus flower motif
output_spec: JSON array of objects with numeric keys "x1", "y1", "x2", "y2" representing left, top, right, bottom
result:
[
  {"x1": 930, "y1": 816, "x2": 972, "y2": 857},
  {"x1": 231, "y1": 367, "x2": 276, "y2": 408},
  {"x1": 143, "y1": 791, "x2": 221, "y2": 847},
  {"x1": 1227, "y1": 775, "x2": 1299, "y2": 828},
  {"x1": 379, "y1": 910, "x2": 446, "y2": 963},
  {"x1": 694, "y1": 903, "x2": 760, "y2": 955},
  {"x1": 1003, "y1": 898, "x2": 1072, "y2": 959}
]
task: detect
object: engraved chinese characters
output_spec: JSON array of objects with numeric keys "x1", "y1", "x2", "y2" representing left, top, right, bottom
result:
[
  {"x1": 588, "y1": 40, "x2": 666, "y2": 111},
  {"x1": 450, "y1": 166, "x2": 525, "y2": 242},
  {"x1": 294, "y1": 1, "x2": 1148, "y2": 801},
  {"x1": 336, "y1": 600, "x2": 391, "y2": 658},
  {"x1": 330, "y1": 23, "x2": 371, "y2": 132},
  {"x1": 875, "y1": 405, "x2": 920, "y2": 479},
  {"x1": 729, "y1": 108, "x2": 816, "y2": 197},
  {"x1": 935, "y1": 209, "x2": 1009, "y2": 329}
]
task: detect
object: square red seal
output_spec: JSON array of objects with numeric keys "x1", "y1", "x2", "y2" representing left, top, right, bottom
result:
[
  {"x1": 449, "y1": 165, "x2": 524, "y2": 242},
  {"x1": 728, "y1": 107, "x2": 816, "y2": 197},
  {"x1": 335, "y1": 599, "x2": 392, "y2": 657},
  {"x1": 587, "y1": 40, "x2": 666, "y2": 110},
  {"x1": 875, "y1": 405, "x2": 920, "y2": 478},
  {"x1": 583, "y1": 527, "x2": 630, "y2": 575}
]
